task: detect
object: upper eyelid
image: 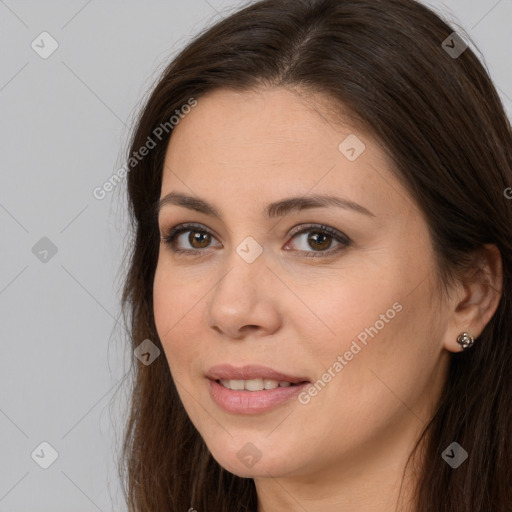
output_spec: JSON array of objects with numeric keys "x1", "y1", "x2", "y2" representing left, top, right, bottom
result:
[
  {"x1": 161, "y1": 222, "x2": 219, "y2": 240},
  {"x1": 161, "y1": 222, "x2": 344, "y2": 237},
  {"x1": 161, "y1": 222, "x2": 350, "y2": 247}
]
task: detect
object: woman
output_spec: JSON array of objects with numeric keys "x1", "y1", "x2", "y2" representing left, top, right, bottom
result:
[{"x1": 118, "y1": 0, "x2": 512, "y2": 510}]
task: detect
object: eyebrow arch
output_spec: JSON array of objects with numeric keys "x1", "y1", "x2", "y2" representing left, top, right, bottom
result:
[{"x1": 155, "y1": 191, "x2": 375, "y2": 220}]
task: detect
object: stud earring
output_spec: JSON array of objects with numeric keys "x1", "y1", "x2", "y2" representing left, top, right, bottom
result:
[{"x1": 457, "y1": 332, "x2": 475, "y2": 350}]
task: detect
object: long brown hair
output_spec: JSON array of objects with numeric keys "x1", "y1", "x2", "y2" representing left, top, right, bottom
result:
[{"x1": 117, "y1": 0, "x2": 512, "y2": 510}]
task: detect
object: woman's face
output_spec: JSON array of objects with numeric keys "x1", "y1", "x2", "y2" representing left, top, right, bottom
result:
[{"x1": 153, "y1": 87, "x2": 452, "y2": 482}]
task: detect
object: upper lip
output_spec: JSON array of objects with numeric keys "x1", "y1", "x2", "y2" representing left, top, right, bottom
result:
[{"x1": 206, "y1": 364, "x2": 310, "y2": 384}]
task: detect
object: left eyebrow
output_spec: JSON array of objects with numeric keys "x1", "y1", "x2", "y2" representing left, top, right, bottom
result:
[{"x1": 155, "y1": 191, "x2": 376, "y2": 220}]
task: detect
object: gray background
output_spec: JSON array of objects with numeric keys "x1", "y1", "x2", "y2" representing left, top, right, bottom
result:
[{"x1": 0, "y1": 1, "x2": 510, "y2": 510}]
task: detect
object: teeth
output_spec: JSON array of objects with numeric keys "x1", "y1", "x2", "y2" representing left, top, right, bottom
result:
[
  {"x1": 218, "y1": 379, "x2": 295, "y2": 391},
  {"x1": 228, "y1": 379, "x2": 245, "y2": 391},
  {"x1": 246, "y1": 378, "x2": 266, "y2": 391},
  {"x1": 264, "y1": 379, "x2": 279, "y2": 390}
]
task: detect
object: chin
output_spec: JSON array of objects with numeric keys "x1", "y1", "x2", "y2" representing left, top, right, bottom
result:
[{"x1": 207, "y1": 440, "x2": 300, "y2": 479}]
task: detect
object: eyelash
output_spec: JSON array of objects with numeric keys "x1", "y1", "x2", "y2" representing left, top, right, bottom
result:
[{"x1": 160, "y1": 222, "x2": 351, "y2": 259}]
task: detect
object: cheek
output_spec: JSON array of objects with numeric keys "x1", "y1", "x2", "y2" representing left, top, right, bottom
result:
[
  {"x1": 320, "y1": 277, "x2": 443, "y2": 428},
  {"x1": 153, "y1": 266, "x2": 176, "y2": 342},
  {"x1": 153, "y1": 257, "x2": 205, "y2": 330},
  {"x1": 295, "y1": 271, "x2": 398, "y2": 352},
  {"x1": 152, "y1": 264, "x2": 205, "y2": 374},
  {"x1": 297, "y1": 254, "x2": 437, "y2": 396}
]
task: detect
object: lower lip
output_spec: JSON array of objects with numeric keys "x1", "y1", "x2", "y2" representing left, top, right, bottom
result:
[{"x1": 208, "y1": 379, "x2": 310, "y2": 414}]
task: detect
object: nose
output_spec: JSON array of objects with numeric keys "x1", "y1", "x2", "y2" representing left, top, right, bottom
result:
[{"x1": 206, "y1": 247, "x2": 282, "y2": 339}]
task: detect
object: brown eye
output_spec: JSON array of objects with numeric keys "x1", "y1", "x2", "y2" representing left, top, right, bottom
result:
[
  {"x1": 285, "y1": 224, "x2": 351, "y2": 257},
  {"x1": 161, "y1": 223, "x2": 220, "y2": 254},
  {"x1": 305, "y1": 231, "x2": 332, "y2": 251},
  {"x1": 187, "y1": 230, "x2": 212, "y2": 249}
]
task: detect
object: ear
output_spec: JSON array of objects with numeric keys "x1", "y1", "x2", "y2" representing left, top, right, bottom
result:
[{"x1": 443, "y1": 244, "x2": 503, "y2": 353}]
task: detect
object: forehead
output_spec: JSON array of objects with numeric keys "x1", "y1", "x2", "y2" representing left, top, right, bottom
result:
[
  {"x1": 160, "y1": 87, "x2": 409, "y2": 220},
  {"x1": 165, "y1": 87, "x2": 353, "y2": 158}
]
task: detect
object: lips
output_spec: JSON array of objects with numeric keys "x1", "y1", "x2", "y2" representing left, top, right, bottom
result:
[
  {"x1": 206, "y1": 363, "x2": 310, "y2": 385},
  {"x1": 206, "y1": 365, "x2": 311, "y2": 414}
]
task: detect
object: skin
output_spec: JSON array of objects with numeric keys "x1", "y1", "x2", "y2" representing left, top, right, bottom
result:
[{"x1": 153, "y1": 86, "x2": 502, "y2": 511}]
